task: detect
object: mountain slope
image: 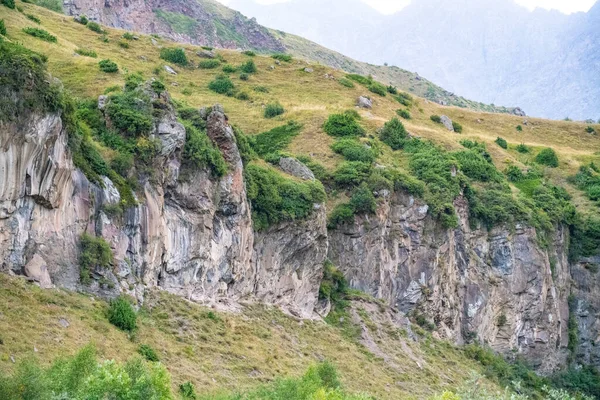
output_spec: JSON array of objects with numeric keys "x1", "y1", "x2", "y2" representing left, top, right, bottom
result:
[
  {"x1": 229, "y1": 0, "x2": 600, "y2": 120},
  {"x1": 58, "y1": 0, "x2": 524, "y2": 114}
]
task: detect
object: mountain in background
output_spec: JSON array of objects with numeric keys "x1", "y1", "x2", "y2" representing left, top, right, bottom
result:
[
  {"x1": 61, "y1": 0, "x2": 524, "y2": 115},
  {"x1": 230, "y1": 0, "x2": 600, "y2": 120}
]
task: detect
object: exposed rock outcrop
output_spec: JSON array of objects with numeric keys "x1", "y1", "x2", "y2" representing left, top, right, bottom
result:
[
  {"x1": 327, "y1": 191, "x2": 571, "y2": 373},
  {"x1": 440, "y1": 115, "x2": 454, "y2": 131}
]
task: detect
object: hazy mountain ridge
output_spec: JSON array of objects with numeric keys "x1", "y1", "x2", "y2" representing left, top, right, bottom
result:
[{"x1": 230, "y1": 0, "x2": 600, "y2": 120}]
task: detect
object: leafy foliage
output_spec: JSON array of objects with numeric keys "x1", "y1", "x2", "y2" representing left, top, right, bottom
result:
[
  {"x1": 516, "y1": 143, "x2": 530, "y2": 153},
  {"x1": 75, "y1": 48, "x2": 97, "y2": 58},
  {"x1": 452, "y1": 121, "x2": 463, "y2": 133},
  {"x1": 331, "y1": 138, "x2": 376, "y2": 163},
  {"x1": 395, "y1": 92, "x2": 413, "y2": 107},
  {"x1": 332, "y1": 161, "x2": 373, "y2": 187},
  {"x1": 138, "y1": 344, "x2": 160, "y2": 362},
  {"x1": 271, "y1": 53, "x2": 292, "y2": 62},
  {"x1": 454, "y1": 150, "x2": 503, "y2": 183},
  {"x1": 240, "y1": 59, "x2": 257, "y2": 73},
  {"x1": 345, "y1": 73, "x2": 372, "y2": 85},
  {"x1": 0, "y1": 345, "x2": 172, "y2": 400},
  {"x1": 379, "y1": 117, "x2": 408, "y2": 150},
  {"x1": 107, "y1": 296, "x2": 137, "y2": 332},
  {"x1": 367, "y1": 81, "x2": 387, "y2": 96},
  {"x1": 86, "y1": 21, "x2": 103, "y2": 34},
  {"x1": 154, "y1": 9, "x2": 198, "y2": 35},
  {"x1": 208, "y1": 74, "x2": 235, "y2": 95},
  {"x1": 495, "y1": 137, "x2": 508, "y2": 149},
  {"x1": 79, "y1": 234, "x2": 112, "y2": 285},
  {"x1": 250, "y1": 121, "x2": 302, "y2": 156},
  {"x1": 396, "y1": 108, "x2": 411, "y2": 119},
  {"x1": 181, "y1": 121, "x2": 227, "y2": 178},
  {"x1": 98, "y1": 59, "x2": 118, "y2": 73},
  {"x1": 22, "y1": 27, "x2": 57, "y2": 43},
  {"x1": 222, "y1": 64, "x2": 237, "y2": 73},
  {"x1": 535, "y1": 148, "x2": 559, "y2": 167},
  {"x1": 2, "y1": 0, "x2": 15, "y2": 9},
  {"x1": 0, "y1": 19, "x2": 6, "y2": 36},
  {"x1": 264, "y1": 102, "x2": 285, "y2": 119},
  {"x1": 198, "y1": 59, "x2": 220, "y2": 69},
  {"x1": 159, "y1": 47, "x2": 188, "y2": 66},
  {"x1": 105, "y1": 91, "x2": 153, "y2": 136},
  {"x1": 323, "y1": 112, "x2": 365, "y2": 137},
  {"x1": 338, "y1": 78, "x2": 355, "y2": 88},
  {"x1": 430, "y1": 115, "x2": 442, "y2": 123},
  {"x1": 245, "y1": 164, "x2": 326, "y2": 231}
]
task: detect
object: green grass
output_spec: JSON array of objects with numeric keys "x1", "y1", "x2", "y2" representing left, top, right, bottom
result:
[{"x1": 154, "y1": 9, "x2": 198, "y2": 35}]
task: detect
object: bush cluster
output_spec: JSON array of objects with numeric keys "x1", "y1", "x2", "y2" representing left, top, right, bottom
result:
[
  {"x1": 430, "y1": 115, "x2": 441, "y2": 123},
  {"x1": 22, "y1": 27, "x2": 57, "y2": 42},
  {"x1": 2, "y1": 0, "x2": 14, "y2": 9},
  {"x1": 379, "y1": 117, "x2": 408, "y2": 150},
  {"x1": 495, "y1": 137, "x2": 508, "y2": 149},
  {"x1": 159, "y1": 47, "x2": 188, "y2": 66},
  {"x1": 198, "y1": 59, "x2": 220, "y2": 69},
  {"x1": 107, "y1": 296, "x2": 137, "y2": 331},
  {"x1": 338, "y1": 78, "x2": 354, "y2": 88},
  {"x1": 137, "y1": 344, "x2": 159, "y2": 362},
  {"x1": 535, "y1": 148, "x2": 559, "y2": 167},
  {"x1": 271, "y1": 53, "x2": 292, "y2": 62},
  {"x1": 208, "y1": 74, "x2": 234, "y2": 95},
  {"x1": 264, "y1": 101, "x2": 285, "y2": 119},
  {"x1": 250, "y1": 121, "x2": 302, "y2": 156},
  {"x1": 75, "y1": 48, "x2": 97, "y2": 58},
  {"x1": 331, "y1": 138, "x2": 376, "y2": 163},
  {"x1": 396, "y1": 109, "x2": 411, "y2": 119},
  {"x1": 240, "y1": 59, "x2": 257, "y2": 73},
  {"x1": 222, "y1": 64, "x2": 236, "y2": 73},
  {"x1": 345, "y1": 73, "x2": 372, "y2": 85},
  {"x1": 98, "y1": 59, "x2": 118, "y2": 73},
  {"x1": 323, "y1": 112, "x2": 365, "y2": 137},
  {"x1": 516, "y1": 143, "x2": 529, "y2": 153},
  {"x1": 87, "y1": 21, "x2": 103, "y2": 33},
  {"x1": 368, "y1": 81, "x2": 387, "y2": 96},
  {"x1": 79, "y1": 233, "x2": 112, "y2": 284},
  {"x1": 0, "y1": 19, "x2": 6, "y2": 36},
  {"x1": 395, "y1": 92, "x2": 413, "y2": 107},
  {"x1": 245, "y1": 164, "x2": 326, "y2": 231},
  {"x1": 181, "y1": 121, "x2": 227, "y2": 178}
]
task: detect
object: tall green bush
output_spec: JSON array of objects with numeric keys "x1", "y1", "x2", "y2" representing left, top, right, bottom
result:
[
  {"x1": 379, "y1": 118, "x2": 408, "y2": 150},
  {"x1": 535, "y1": 148, "x2": 559, "y2": 167},
  {"x1": 323, "y1": 113, "x2": 365, "y2": 137},
  {"x1": 79, "y1": 234, "x2": 112, "y2": 284},
  {"x1": 159, "y1": 47, "x2": 188, "y2": 66},
  {"x1": 264, "y1": 102, "x2": 285, "y2": 119},
  {"x1": 181, "y1": 121, "x2": 227, "y2": 177},
  {"x1": 208, "y1": 75, "x2": 234, "y2": 95},
  {"x1": 240, "y1": 59, "x2": 257, "y2": 73},
  {"x1": 107, "y1": 296, "x2": 137, "y2": 331},
  {"x1": 331, "y1": 138, "x2": 375, "y2": 163}
]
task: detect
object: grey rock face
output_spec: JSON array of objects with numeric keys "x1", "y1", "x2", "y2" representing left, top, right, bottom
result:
[
  {"x1": 279, "y1": 157, "x2": 315, "y2": 181},
  {"x1": 513, "y1": 107, "x2": 527, "y2": 117},
  {"x1": 327, "y1": 192, "x2": 571, "y2": 373},
  {"x1": 440, "y1": 115, "x2": 454, "y2": 131},
  {"x1": 197, "y1": 50, "x2": 216, "y2": 59},
  {"x1": 164, "y1": 65, "x2": 177, "y2": 75},
  {"x1": 357, "y1": 96, "x2": 372, "y2": 109}
]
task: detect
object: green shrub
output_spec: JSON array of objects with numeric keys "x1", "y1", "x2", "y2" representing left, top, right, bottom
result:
[
  {"x1": 0, "y1": 345, "x2": 172, "y2": 400},
  {"x1": 454, "y1": 150, "x2": 502, "y2": 183},
  {"x1": 179, "y1": 381, "x2": 197, "y2": 399},
  {"x1": 395, "y1": 92, "x2": 413, "y2": 107},
  {"x1": 245, "y1": 164, "x2": 326, "y2": 231},
  {"x1": 222, "y1": 64, "x2": 237, "y2": 73},
  {"x1": 264, "y1": 102, "x2": 285, "y2": 119},
  {"x1": 516, "y1": 125, "x2": 523, "y2": 132},
  {"x1": 87, "y1": 21, "x2": 103, "y2": 33},
  {"x1": 467, "y1": 186, "x2": 529, "y2": 229},
  {"x1": 75, "y1": 48, "x2": 97, "y2": 58},
  {"x1": 319, "y1": 260, "x2": 348, "y2": 305},
  {"x1": 505, "y1": 165, "x2": 524, "y2": 182},
  {"x1": 242, "y1": 50, "x2": 255, "y2": 56},
  {"x1": 331, "y1": 138, "x2": 375, "y2": 163},
  {"x1": 137, "y1": 344, "x2": 159, "y2": 362},
  {"x1": 516, "y1": 143, "x2": 529, "y2": 153},
  {"x1": 150, "y1": 79, "x2": 165, "y2": 94},
  {"x1": 105, "y1": 91, "x2": 153, "y2": 136},
  {"x1": 75, "y1": 15, "x2": 89, "y2": 25},
  {"x1": 322, "y1": 113, "x2": 365, "y2": 137},
  {"x1": 124, "y1": 73, "x2": 144, "y2": 92},
  {"x1": 1, "y1": 0, "x2": 14, "y2": 9},
  {"x1": 271, "y1": 53, "x2": 292, "y2": 62},
  {"x1": 182, "y1": 121, "x2": 227, "y2": 178},
  {"x1": 535, "y1": 148, "x2": 559, "y2": 167},
  {"x1": 430, "y1": 115, "x2": 441, "y2": 123},
  {"x1": 350, "y1": 184, "x2": 377, "y2": 214},
  {"x1": 22, "y1": 27, "x2": 57, "y2": 43},
  {"x1": 552, "y1": 366, "x2": 600, "y2": 399},
  {"x1": 0, "y1": 19, "x2": 5, "y2": 36},
  {"x1": 327, "y1": 203, "x2": 355, "y2": 228},
  {"x1": 159, "y1": 47, "x2": 188, "y2": 66},
  {"x1": 198, "y1": 59, "x2": 220, "y2": 69},
  {"x1": 26, "y1": 14, "x2": 41, "y2": 24},
  {"x1": 367, "y1": 81, "x2": 387, "y2": 96},
  {"x1": 240, "y1": 59, "x2": 257, "y2": 73},
  {"x1": 495, "y1": 137, "x2": 508, "y2": 149},
  {"x1": 251, "y1": 121, "x2": 302, "y2": 156},
  {"x1": 235, "y1": 91, "x2": 249, "y2": 101},
  {"x1": 208, "y1": 75, "x2": 234, "y2": 95},
  {"x1": 379, "y1": 117, "x2": 408, "y2": 150},
  {"x1": 586, "y1": 126, "x2": 596, "y2": 134},
  {"x1": 239, "y1": 72, "x2": 249, "y2": 81},
  {"x1": 122, "y1": 32, "x2": 134, "y2": 40},
  {"x1": 386, "y1": 85, "x2": 398, "y2": 95},
  {"x1": 396, "y1": 109, "x2": 411, "y2": 120},
  {"x1": 79, "y1": 234, "x2": 112, "y2": 284},
  {"x1": 452, "y1": 121, "x2": 463, "y2": 133},
  {"x1": 296, "y1": 155, "x2": 330, "y2": 182},
  {"x1": 338, "y1": 78, "x2": 354, "y2": 88},
  {"x1": 98, "y1": 59, "x2": 118, "y2": 73},
  {"x1": 118, "y1": 40, "x2": 129, "y2": 49},
  {"x1": 232, "y1": 126, "x2": 257, "y2": 165},
  {"x1": 345, "y1": 73, "x2": 372, "y2": 85},
  {"x1": 107, "y1": 296, "x2": 137, "y2": 332},
  {"x1": 35, "y1": 0, "x2": 62, "y2": 12},
  {"x1": 333, "y1": 161, "x2": 372, "y2": 186},
  {"x1": 254, "y1": 85, "x2": 269, "y2": 93}
]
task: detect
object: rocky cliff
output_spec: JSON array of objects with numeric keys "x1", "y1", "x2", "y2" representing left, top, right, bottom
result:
[{"x1": 0, "y1": 79, "x2": 595, "y2": 374}]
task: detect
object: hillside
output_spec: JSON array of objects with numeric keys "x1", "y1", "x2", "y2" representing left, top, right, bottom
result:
[
  {"x1": 39, "y1": 0, "x2": 524, "y2": 114},
  {"x1": 2, "y1": 2, "x2": 600, "y2": 400},
  {"x1": 230, "y1": 0, "x2": 600, "y2": 121}
]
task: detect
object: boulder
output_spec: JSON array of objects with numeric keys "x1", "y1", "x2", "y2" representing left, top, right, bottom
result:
[
  {"x1": 97, "y1": 95, "x2": 108, "y2": 110},
  {"x1": 440, "y1": 115, "x2": 454, "y2": 131},
  {"x1": 513, "y1": 107, "x2": 527, "y2": 117},
  {"x1": 24, "y1": 254, "x2": 53, "y2": 289},
  {"x1": 164, "y1": 65, "x2": 177, "y2": 75},
  {"x1": 357, "y1": 96, "x2": 372, "y2": 109},
  {"x1": 197, "y1": 50, "x2": 216, "y2": 59},
  {"x1": 304, "y1": 67, "x2": 314, "y2": 73},
  {"x1": 279, "y1": 157, "x2": 315, "y2": 181}
]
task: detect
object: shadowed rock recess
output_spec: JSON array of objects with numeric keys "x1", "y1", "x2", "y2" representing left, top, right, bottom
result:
[{"x1": 0, "y1": 71, "x2": 596, "y2": 378}]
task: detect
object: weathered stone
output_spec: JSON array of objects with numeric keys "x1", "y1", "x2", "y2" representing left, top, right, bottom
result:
[
  {"x1": 164, "y1": 65, "x2": 177, "y2": 75},
  {"x1": 24, "y1": 254, "x2": 53, "y2": 289},
  {"x1": 304, "y1": 67, "x2": 314, "y2": 73},
  {"x1": 357, "y1": 96, "x2": 372, "y2": 109},
  {"x1": 197, "y1": 50, "x2": 216, "y2": 59},
  {"x1": 279, "y1": 157, "x2": 315, "y2": 181},
  {"x1": 513, "y1": 107, "x2": 527, "y2": 117},
  {"x1": 97, "y1": 95, "x2": 108, "y2": 110},
  {"x1": 440, "y1": 115, "x2": 454, "y2": 131}
]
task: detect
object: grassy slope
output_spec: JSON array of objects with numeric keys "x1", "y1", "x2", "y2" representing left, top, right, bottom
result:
[
  {"x1": 3, "y1": 2, "x2": 600, "y2": 211},
  {"x1": 0, "y1": 274, "x2": 499, "y2": 399}
]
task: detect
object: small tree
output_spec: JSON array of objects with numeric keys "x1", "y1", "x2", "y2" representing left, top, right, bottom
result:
[
  {"x1": 495, "y1": 137, "x2": 508, "y2": 149},
  {"x1": 379, "y1": 118, "x2": 408, "y2": 150},
  {"x1": 535, "y1": 148, "x2": 559, "y2": 168},
  {"x1": 107, "y1": 296, "x2": 137, "y2": 331}
]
